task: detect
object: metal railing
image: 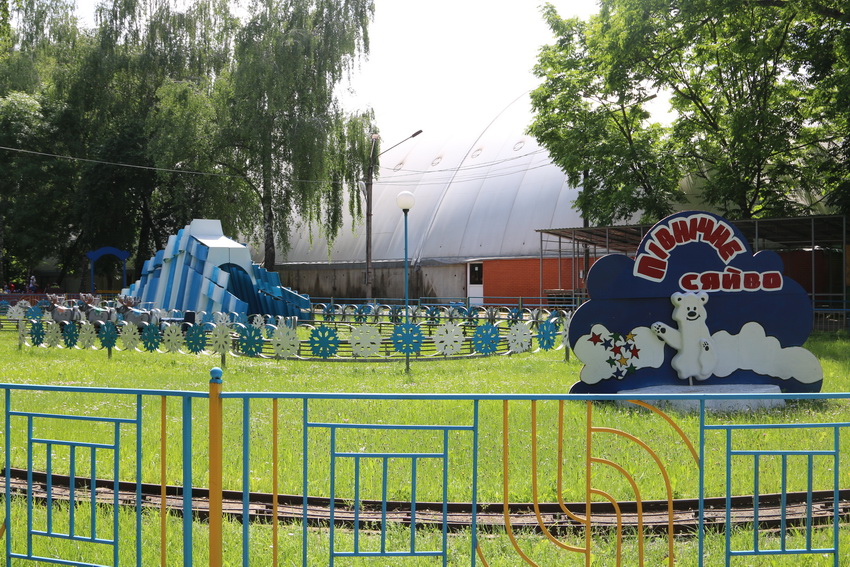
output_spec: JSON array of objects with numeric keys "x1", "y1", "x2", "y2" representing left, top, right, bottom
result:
[{"x1": 1, "y1": 372, "x2": 849, "y2": 566}]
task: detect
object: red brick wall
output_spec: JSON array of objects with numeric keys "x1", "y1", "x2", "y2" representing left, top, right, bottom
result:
[{"x1": 481, "y1": 257, "x2": 591, "y2": 305}]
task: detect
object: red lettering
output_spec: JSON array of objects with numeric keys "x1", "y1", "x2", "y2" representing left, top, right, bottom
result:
[
  {"x1": 647, "y1": 241, "x2": 669, "y2": 260},
  {"x1": 763, "y1": 272, "x2": 782, "y2": 290},
  {"x1": 700, "y1": 272, "x2": 721, "y2": 290},
  {"x1": 704, "y1": 224, "x2": 732, "y2": 250},
  {"x1": 744, "y1": 272, "x2": 761, "y2": 290},
  {"x1": 671, "y1": 219, "x2": 697, "y2": 244},
  {"x1": 655, "y1": 227, "x2": 676, "y2": 251},
  {"x1": 721, "y1": 268, "x2": 741, "y2": 290},
  {"x1": 717, "y1": 239, "x2": 744, "y2": 262},
  {"x1": 635, "y1": 255, "x2": 667, "y2": 281},
  {"x1": 680, "y1": 273, "x2": 698, "y2": 290}
]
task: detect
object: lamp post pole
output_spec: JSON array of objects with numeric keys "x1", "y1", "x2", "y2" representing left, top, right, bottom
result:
[
  {"x1": 396, "y1": 190, "x2": 416, "y2": 373},
  {"x1": 361, "y1": 130, "x2": 422, "y2": 301}
]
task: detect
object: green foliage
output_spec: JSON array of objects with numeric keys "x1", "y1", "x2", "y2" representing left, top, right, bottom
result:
[
  {"x1": 530, "y1": 0, "x2": 850, "y2": 224},
  {"x1": 0, "y1": 0, "x2": 377, "y2": 285}
]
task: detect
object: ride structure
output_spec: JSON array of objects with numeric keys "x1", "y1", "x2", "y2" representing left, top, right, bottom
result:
[{"x1": 122, "y1": 219, "x2": 310, "y2": 320}]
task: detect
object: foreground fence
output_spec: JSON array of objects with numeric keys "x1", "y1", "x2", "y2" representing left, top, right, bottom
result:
[{"x1": 2, "y1": 372, "x2": 848, "y2": 566}]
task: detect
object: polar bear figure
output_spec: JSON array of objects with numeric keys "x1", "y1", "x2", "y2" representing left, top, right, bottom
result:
[{"x1": 652, "y1": 292, "x2": 717, "y2": 381}]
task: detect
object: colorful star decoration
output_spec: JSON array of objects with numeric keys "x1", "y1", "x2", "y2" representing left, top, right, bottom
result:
[{"x1": 586, "y1": 330, "x2": 640, "y2": 379}]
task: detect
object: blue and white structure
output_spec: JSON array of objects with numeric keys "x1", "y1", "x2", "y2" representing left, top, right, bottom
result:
[{"x1": 122, "y1": 219, "x2": 310, "y2": 319}]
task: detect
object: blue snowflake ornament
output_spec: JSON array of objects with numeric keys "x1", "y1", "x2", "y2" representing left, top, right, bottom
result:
[
  {"x1": 140, "y1": 324, "x2": 161, "y2": 352},
  {"x1": 472, "y1": 323, "x2": 500, "y2": 355},
  {"x1": 185, "y1": 325, "x2": 207, "y2": 354},
  {"x1": 391, "y1": 323, "x2": 423, "y2": 355},
  {"x1": 309, "y1": 326, "x2": 339, "y2": 359},
  {"x1": 238, "y1": 325, "x2": 265, "y2": 357},
  {"x1": 537, "y1": 320, "x2": 558, "y2": 351},
  {"x1": 30, "y1": 321, "x2": 45, "y2": 346},
  {"x1": 62, "y1": 322, "x2": 79, "y2": 348},
  {"x1": 99, "y1": 321, "x2": 118, "y2": 349}
]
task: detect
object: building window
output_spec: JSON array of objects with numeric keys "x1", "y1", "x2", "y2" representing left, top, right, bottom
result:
[{"x1": 469, "y1": 263, "x2": 483, "y2": 285}]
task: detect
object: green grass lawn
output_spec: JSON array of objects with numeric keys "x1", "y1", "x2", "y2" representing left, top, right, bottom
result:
[{"x1": 1, "y1": 325, "x2": 850, "y2": 565}]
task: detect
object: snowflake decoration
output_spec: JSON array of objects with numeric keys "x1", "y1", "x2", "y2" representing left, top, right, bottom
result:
[
  {"x1": 323, "y1": 304, "x2": 339, "y2": 322},
  {"x1": 16, "y1": 300, "x2": 31, "y2": 310},
  {"x1": 99, "y1": 322, "x2": 118, "y2": 350},
  {"x1": 238, "y1": 325, "x2": 265, "y2": 357},
  {"x1": 309, "y1": 326, "x2": 339, "y2": 359},
  {"x1": 508, "y1": 307, "x2": 523, "y2": 324},
  {"x1": 184, "y1": 325, "x2": 207, "y2": 354},
  {"x1": 7, "y1": 305, "x2": 25, "y2": 320},
  {"x1": 434, "y1": 323, "x2": 464, "y2": 356},
  {"x1": 213, "y1": 312, "x2": 230, "y2": 326},
  {"x1": 271, "y1": 325, "x2": 299, "y2": 357},
  {"x1": 391, "y1": 323, "x2": 423, "y2": 355},
  {"x1": 29, "y1": 321, "x2": 45, "y2": 346},
  {"x1": 389, "y1": 306, "x2": 403, "y2": 324},
  {"x1": 354, "y1": 304, "x2": 373, "y2": 323},
  {"x1": 45, "y1": 321, "x2": 62, "y2": 348},
  {"x1": 140, "y1": 324, "x2": 161, "y2": 352},
  {"x1": 209, "y1": 324, "x2": 231, "y2": 354},
  {"x1": 26, "y1": 306, "x2": 43, "y2": 320},
  {"x1": 471, "y1": 323, "x2": 500, "y2": 355},
  {"x1": 507, "y1": 322, "x2": 532, "y2": 354},
  {"x1": 0, "y1": 300, "x2": 9, "y2": 315},
  {"x1": 350, "y1": 325, "x2": 381, "y2": 358},
  {"x1": 62, "y1": 322, "x2": 79, "y2": 348},
  {"x1": 162, "y1": 324, "x2": 185, "y2": 353},
  {"x1": 231, "y1": 312, "x2": 248, "y2": 325},
  {"x1": 120, "y1": 323, "x2": 141, "y2": 351},
  {"x1": 537, "y1": 320, "x2": 558, "y2": 351},
  {"x1": 78, "y1": 322, "x2": 98, "y2": 349},
  {"x1": 250, "y1": 314, "x2": 265, "y2": 328}
]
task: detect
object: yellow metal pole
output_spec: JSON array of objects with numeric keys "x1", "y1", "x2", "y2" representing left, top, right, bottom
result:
[
  {"x1": 160, "y1": 396, "x2": 167, "y2": 567},
  {"x1": 209, "y1": 368, "x2": 224, "y2": 567}
]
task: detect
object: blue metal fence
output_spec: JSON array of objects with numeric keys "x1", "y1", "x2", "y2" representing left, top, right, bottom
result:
[{"x1": 1, "y1": 376, "x2": 848, "y2": 566}]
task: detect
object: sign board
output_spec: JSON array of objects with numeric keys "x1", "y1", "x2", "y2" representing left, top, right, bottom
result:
[{"x1": 569, "y1": 211, "x2": 823, "y2": 394}]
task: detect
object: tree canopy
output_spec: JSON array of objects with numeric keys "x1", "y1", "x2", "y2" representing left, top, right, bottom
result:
[
  {"x1": 0, "y1": 0, "x2": 375, "y2": 288},
  {"x1": 529, "y1": 0, "x2": 849, "y2": 226}
]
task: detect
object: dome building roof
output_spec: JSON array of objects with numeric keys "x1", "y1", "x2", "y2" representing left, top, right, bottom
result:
[{"x1": 280, "y1": 95, "x2": 583, "y2": 267}]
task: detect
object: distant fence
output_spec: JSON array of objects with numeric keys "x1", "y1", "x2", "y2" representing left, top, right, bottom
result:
[{"x1": 2, "y1": 372, "x2": 848, "y2": 566}]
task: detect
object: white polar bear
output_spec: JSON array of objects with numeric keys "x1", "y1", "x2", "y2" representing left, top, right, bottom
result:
[{"x1": 652, "y1": 292, "x2": 717, "y2": 381}]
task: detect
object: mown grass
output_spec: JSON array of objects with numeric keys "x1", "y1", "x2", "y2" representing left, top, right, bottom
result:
[{"x1": 1, "y1": 325, "x2": 850, "y2": 565}]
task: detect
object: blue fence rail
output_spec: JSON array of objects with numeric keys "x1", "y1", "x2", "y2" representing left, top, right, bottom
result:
[{"x1": 1, "y1": 374, "x2": 848, "y2": 566}]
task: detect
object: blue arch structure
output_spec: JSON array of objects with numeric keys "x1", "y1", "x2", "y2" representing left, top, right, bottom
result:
[{"x1": 86, "y1": 247, "x2": 131, "y2": 293}]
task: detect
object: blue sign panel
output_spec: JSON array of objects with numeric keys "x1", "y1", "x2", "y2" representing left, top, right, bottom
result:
[{"x1": 569, "y1": 211, "x2": 823, "y2": 394}]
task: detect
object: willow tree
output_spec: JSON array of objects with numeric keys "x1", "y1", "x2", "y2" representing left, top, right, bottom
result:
[{"x1": 218, "y1": 0, "x2": 375, "y2": 269}]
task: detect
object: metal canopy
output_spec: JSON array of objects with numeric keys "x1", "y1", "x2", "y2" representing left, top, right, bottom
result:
[{"x1": 538, "y1": 215, "x2": 848, "y2": 254}]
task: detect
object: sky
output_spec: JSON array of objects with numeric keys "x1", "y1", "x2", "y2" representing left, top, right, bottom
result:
[{"x1": 73, "y1": 0, "x2": 602, "y2": 145}]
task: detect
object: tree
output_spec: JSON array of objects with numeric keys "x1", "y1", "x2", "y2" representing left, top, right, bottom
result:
[
  {"x1": 530, "y1": 0, "x2": 849, "y2": 224},
  {"x1": 217, "y1": 0, "x2": 375, "y2": 269},
  {"x1": 0, "y1": 92, "x2": 75, "y2": 286}
]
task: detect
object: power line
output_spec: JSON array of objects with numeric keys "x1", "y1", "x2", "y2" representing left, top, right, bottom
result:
[{"x1": 0, "y1": 145, "x2": 246, "y2": 179}]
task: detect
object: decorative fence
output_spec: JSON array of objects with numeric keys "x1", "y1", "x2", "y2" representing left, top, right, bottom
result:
[
  {"x1": 1, "y1": 300, "x2": 571, "y2": 361},
  {"x1": 2, "y1": 371, "x2": 848, "y2": 566}
]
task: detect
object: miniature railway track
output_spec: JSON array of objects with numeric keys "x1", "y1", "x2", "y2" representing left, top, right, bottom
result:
[{"x1": 3, "y1": 468, "x2": 849, "y2": 535}]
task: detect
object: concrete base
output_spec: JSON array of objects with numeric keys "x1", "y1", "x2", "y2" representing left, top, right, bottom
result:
[{"x1": 617, "y1": 384, "x2": 785, "y2": 413}]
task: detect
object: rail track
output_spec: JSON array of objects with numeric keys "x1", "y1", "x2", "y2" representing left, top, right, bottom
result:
[{"x1": 3, "y1": 468, "x2": 848, "y2": 535}]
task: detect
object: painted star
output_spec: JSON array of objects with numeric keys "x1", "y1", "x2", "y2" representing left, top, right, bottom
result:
[{"x1": 589, "y1": 332, "x2": 603, "y2": 345}]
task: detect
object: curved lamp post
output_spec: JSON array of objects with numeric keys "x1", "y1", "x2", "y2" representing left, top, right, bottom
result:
[
  {"x1": 359, "y1": 129, "x2": 422, "y2": 301},
  {"x1": 396, "y1": 190, "x2": 415, "y2": 372}
]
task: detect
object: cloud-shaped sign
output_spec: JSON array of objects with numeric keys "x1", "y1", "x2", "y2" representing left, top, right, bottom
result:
[{"x1": 568, "y1": 211, "x2": 822, "y2": 394}]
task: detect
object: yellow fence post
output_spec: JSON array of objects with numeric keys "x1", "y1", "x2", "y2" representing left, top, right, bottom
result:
[{"x1": 209, "y1": 367, "x2": 224, "y2": 567}]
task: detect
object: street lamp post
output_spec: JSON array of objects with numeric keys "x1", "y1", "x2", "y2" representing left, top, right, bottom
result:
[
  {"x1": 396, "y1": 190, "x2": 415, "y2": 373},
  {"x1": 359, "y1": 129, "x2": 422, "y2": 301}
]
